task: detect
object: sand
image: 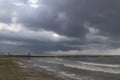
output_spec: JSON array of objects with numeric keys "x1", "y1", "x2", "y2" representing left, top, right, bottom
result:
[{"x1": 0, "y1": 58, "x2": 63, "y2": 80}]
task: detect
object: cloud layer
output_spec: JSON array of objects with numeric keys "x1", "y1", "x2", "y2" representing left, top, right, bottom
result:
[{"x1": 0, "y1": 0, "x2": 120, "y2": 54}]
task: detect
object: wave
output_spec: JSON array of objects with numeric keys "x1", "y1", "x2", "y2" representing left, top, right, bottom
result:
[
  {"x1": 32, "y1": 64, "x2": 56, "y2": 72},
  {"x1": 26, "y1": 58, "x2": 120, "y2": 75},
  {"x1": 58, "y1": 71, "x2": 94, "y2": 80},
  {"x1": 79, "y1": 62, "x2": 120, "y2": 68},
  {"x1": 24, "y1": 58, "x2": 120, "y2": 80},
  {"x1": 36, "y1": 58, "x2": 120, "y2": 74},
  {"x1": 64, "y1": 64, "x2": 120, "y2": 74}
]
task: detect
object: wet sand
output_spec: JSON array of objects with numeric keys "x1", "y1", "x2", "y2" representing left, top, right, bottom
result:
[{"x1": 0, "y1": 58, "x2": 63, "y2": 80}]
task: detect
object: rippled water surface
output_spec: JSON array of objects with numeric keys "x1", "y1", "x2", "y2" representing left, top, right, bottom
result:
[{"x1": 22, "y1": 57, "x2": 120, "y2": 80}]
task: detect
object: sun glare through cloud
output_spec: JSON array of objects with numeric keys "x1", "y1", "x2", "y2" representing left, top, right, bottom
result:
[{"x1": 28, "y1": 0, "x2": 40, "y2": 8}]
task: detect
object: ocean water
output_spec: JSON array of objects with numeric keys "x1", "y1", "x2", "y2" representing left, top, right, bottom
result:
[{"x1": 22, "y1": 57, "x2": 120, "y2": 80}]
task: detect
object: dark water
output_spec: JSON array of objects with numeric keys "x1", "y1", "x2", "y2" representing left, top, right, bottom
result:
[{"x1": 22, "y1": 57, "x2": 120, "y2": 80}]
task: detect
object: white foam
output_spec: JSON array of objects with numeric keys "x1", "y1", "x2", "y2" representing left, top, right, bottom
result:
[
  {"x1": 64, "y1": 63, "x2": 120, "y2": 74},
  {"x1": 27, "y1": 58, "x2": 120, "y2": 74},
  {"x1": 79, "y1": 62, "x2": 120, "y2": 68},
  {"x1": 59, "y1": 71, "x2": 94, "y2": 80},
  {"x1": 16, "y1": 61, "x2": 27, "y2": 68},
  {"x1": 38, "y1": 65, "x2": 56, "y2": 72},
  {"x1": 37, "y1": 59, "x2": 62, "y2": 65}
]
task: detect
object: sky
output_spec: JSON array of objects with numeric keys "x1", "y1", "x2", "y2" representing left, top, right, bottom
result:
[{"x1": 0, "y1": 0, "x2": 120, "y2": 55}]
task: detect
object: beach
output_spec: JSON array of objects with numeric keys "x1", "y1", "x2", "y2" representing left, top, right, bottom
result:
[
  {"x1": 0, "y1": 58, "x2": 63, "y2": 80},
  {"x1": 1, "y1": 57, "x2": 120, "y2": 80}
]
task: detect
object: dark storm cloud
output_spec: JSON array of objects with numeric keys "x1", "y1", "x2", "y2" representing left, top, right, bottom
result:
[
  {"x1": 0, "y1": 0, "x2": 120, "y2": 54},
  {"x1": 81, "y1": 0, "x2": 120, "y2": 39},
  {"x1": 0, "y1": 39, "x2": 80, "y2": 53},
  {"x1": 16, "y1": 0, "x2": 87, "y2": 38},
  {"x1": 16, "y1": 0, "x2": 120, "y2": 39}
]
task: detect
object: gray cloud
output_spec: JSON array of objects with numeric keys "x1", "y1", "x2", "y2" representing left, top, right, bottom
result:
[{"x1": 0, "y1": 0, "x2": 120, "y2": 54}]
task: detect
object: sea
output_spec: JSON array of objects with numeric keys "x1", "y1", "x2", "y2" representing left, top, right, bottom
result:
[{"x1": 22, "y1": 56, "x2": 120, "y2": 80}]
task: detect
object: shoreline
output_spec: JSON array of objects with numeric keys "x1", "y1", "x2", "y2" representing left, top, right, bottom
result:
[
  {"x1": 0, "y1": 58, "x2": 64, "y2": 80},
  {"x1": 16, "y1": 59, "x2": 64, "y2": 80}
]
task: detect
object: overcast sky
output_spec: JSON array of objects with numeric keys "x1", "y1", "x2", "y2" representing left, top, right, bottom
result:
[{"x1": 0, "y1": 0, "x2": 120, "y2": 55}]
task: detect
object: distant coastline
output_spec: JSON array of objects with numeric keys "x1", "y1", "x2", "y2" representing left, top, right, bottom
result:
[{"x1": 0, "y1": 54, "x2": 120, "y2": 58}]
